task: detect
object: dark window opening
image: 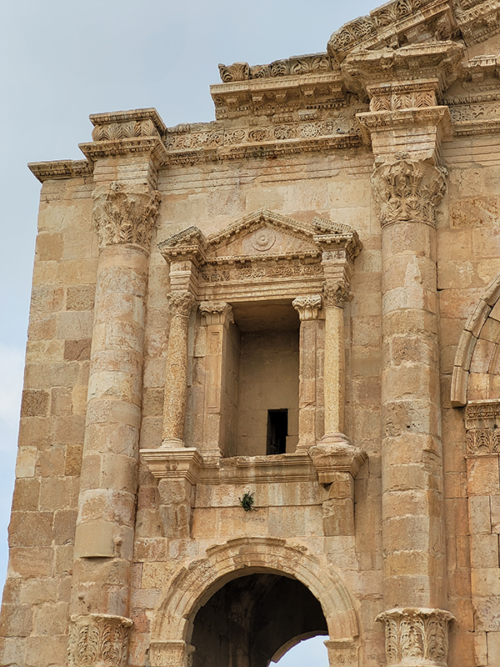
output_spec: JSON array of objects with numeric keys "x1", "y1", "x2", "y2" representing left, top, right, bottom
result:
[{"x1": 267, "y1": 409, "x2": 288, "y2": 455}]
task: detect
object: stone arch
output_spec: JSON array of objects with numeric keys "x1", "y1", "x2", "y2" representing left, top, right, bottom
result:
[
  {"x1": 149, "y1": 537, "x2": 359, "y2": 667},
  {"x1": 451, "y1": 274, "x2": 500, "y2": 406}
]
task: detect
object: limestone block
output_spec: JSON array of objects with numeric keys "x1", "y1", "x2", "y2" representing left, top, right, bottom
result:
[
  {"x1": 322, "y1": 498, "x2": 355, "y2": 536},
  {"x1": 474, "y1": 631, "x2": 488, "y2": 667},
  {"x1": 488, "y1": 631, "x2": 500, "y2": 667},
  {"x1": 467, "y1": 458, "x2": 500, "y2": 496},
  {"x1": 74, "y1": 520, "x2": 114, "y2": 558},
  {"x1": 15, "y1": 447, "x2": 38, "y2": 478},
  {"x1": 471, "y1": 534, "x2": 499, "y2": 569},
  {"x1": 11, "y1": 479, "x2": 40, "y2": 513},
  {"x1": 469, "y1": 496, "x2": 492, "y2": 534}
]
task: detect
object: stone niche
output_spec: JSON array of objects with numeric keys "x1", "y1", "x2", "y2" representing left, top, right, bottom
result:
[
  {"x1": 223, "y1": 301, "x2": 300, "y2": 458},
  {"x1": 156, "y1": 209, "x2": 361, "y2": 459}
]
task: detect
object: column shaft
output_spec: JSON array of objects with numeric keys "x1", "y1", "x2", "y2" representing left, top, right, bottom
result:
[
  {"x1": 377, "y1": 161, "x2": 446, "y2": 610},
  {"x1": 162, "y1": 292, "x2": 195, "y2": 448}
]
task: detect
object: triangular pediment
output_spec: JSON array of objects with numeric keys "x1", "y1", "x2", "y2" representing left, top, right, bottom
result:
[
  {"x1": 158, "y1": 210, "x2": 359, "y2": 265},
  {"x1": 206, "y1": 210, "x2": 321, "y2": 260}
]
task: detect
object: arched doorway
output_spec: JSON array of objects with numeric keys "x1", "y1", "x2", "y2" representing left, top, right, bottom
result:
[
  {"x1": 149, "y1": 538, "x2": 360, "y2": 667},
  {"x1": 190, "y1": 572, "x2": 328, "y2": 667}
]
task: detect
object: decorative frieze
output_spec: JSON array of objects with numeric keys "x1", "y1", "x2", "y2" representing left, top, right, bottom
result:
[
  {"x1": 371, "y1": 157, "x2": 447, "y2": 227},
  {"x1": 92, "y1": 182, "x2": 161, "y2": 251},
  {"x1": 376, "y1": 608, "x2": 454, "y2": 667},
  {"x1": 218, "y1": 53, "x2": 335, "y2": 82},
  {"x1": 68, "y1": 614, "x2": 133, "y2": 667},
  {"x1": 292, "y1": 295, "x2": 322, "y2": 321}
]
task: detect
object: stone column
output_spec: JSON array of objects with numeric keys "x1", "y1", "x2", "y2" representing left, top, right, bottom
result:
[
  {"x1": 199, "y1": 301, "x2": 234, "y2": 457},
  {"x1": 293, "y1": 295, "x2": 322, "y2": 450},
  {"x1": 322, "y1": 281, "x2": 350, "y2": 440},
  {"x1": 372, "y1": 156, "x2": 447, "y2": 616},
  {"x1": 70, "y1": 109, "x2": 166, "y2": 666},
  {"x1": 161, "y1": 291, "x2": 196, "y2": 449}
]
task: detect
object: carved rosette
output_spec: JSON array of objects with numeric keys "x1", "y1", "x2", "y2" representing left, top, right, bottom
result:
[
  {"x1": 372, "y1": 158, "x2": 447, "y2": 227},
  {"x1": 199, "y1": 301, "x2": 234, "y2": 326},
  {"x1": 68, "y1": 614, "x2": 133, "y2": 667},
  {"x1": 323, "y1": 281, "x2": 351, "y2": 308},
  {"x1": 168, "y1": 291, "x2": 196, "y2": 318},
  {"x1": 93, "y1": 182, "x2": 161, "y2": 251},
  {"x1": 376, "y1": 608, "x2": 454, "y2": 667},
  {"x1": 292, "y1": 295, "x2": 322, "y2": 321}
]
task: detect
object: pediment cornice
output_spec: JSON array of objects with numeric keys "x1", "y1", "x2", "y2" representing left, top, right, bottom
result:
[{"x1": 158, "y1": 210, "x2": 362, "y2": 268}]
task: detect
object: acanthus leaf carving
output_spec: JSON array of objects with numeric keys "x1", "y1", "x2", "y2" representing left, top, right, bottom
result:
[
  {"x1": 323, "y1": 281, "x2": 351, "y2": 308},
  {"x1": 68, "y1": 614, "x2": 133, "y2": 667},
  {"x1": 93, "y1": 182, "x2": 161, "y2": 252},
  {"x1": 371, "y1": 157, "x2": 447, "y2": 227},
  {"x1": 168, "y1": 291, "x2": 196, "y2": 318},
  {"x1": 376, "y1": 608, "x2": 454, "y2": 667}
]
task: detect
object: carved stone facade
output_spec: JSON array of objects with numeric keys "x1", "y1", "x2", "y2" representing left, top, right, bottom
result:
[{"x1": 6, "y1": 1, "x2": 500, "y2": 667}]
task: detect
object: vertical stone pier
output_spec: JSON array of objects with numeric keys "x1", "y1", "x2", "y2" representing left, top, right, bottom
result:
[
  {"x1": 69, "y1": 110, "x2": 167, "y2": 666},
  {"x1": 347, "y1": 43, "x2": 463, "y2": 666}
]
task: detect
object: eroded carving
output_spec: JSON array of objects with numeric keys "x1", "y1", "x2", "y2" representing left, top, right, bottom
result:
[
  {"x1": 168, "y1": 292, "x2": 196, "y2": 318},
  {"x1": 376, "y1": 608, "x2": 454, "y2": 667},
  {"x1": 293, "y1": 295, "x2": 322, "y2": 321},
  {"x1": 372, "y1": 157, "x2": 447, "y2": 226},
  {"x1": 323, "y1": 281, "x2": 351, "y2": 308},
  {"x1": 93, "y1": 182, "x2": 161, "y2": 251},
  {"x1": 68, "y1": 614, "x2": 133, "y2": 667},
  {"x1": 465, "y1": 401, "x2": 500, "y2": 455}
]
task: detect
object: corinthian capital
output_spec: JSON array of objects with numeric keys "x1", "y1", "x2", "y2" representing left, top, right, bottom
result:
[
  {"x1": 168, "y1": 291, "x2": 196, "y2": 317},
  {"x1": 372, "y1": 157, "x2": 447, "y2": 227},
  {"x1": 199, "y1": 301, "x2": 234, "y2": 326},
  {"x1": 68, "y1": 614, "x2": 133, "y2": 667},
  {"x1": 292, "y1": 295, "x2": 322, "y2": 321},
  {"x1": 323, "y1": 281, "x2": 351, "y2": 308},
  {"x1": 93, "y1": 182, "x2": 161, "y2": 252},
  {"x1": 376, "y1": 608, "x2": 454, "y2": 667}
]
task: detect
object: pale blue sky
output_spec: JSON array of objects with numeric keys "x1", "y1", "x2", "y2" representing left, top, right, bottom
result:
[{"x1": 0, "y1": 1, "x2": 375, "y2": 662}]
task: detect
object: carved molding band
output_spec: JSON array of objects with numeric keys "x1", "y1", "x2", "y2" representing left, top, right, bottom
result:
[
  {"x1": 376, "y1": 608, "x2": 454, "y2": 667},
  {"x1": 372, "y1": 157, "x2": 447, "y2": 227},
  {"x1": 168, "y1": 292, "x2": 196, "y2": 318},
  {"x1": 93, "y1": 182, "x2": 161, "y2": 251},
  {"x1": 68, "y1": 614, "x2": 133, "y2": 667},
  {"x1": 293, "y1": 295, "x2": 322, "y2": 321},
  {"x1": 323, "y1": 281, "x2": 351, "y2": 308}
]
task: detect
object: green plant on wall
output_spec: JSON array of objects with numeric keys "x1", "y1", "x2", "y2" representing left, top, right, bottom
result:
[{"x1": 239, "y1": 491, "x2": 254, "y2": 512}]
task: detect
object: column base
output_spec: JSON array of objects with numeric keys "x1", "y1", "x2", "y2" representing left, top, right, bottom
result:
[
  {"x1": 161, "y1": 437, "x2": 186, "y2": 449},
  {"x1": 376, "y1": 608, "x2": 455, "y2": 667},
  {"x1": 68, "y1": 614, "x2": 133, "y2": 667}
]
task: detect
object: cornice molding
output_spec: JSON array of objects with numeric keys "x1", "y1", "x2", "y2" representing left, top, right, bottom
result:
[{"x1": 29, "y1": 159, "x2": 93, "y2": 183}]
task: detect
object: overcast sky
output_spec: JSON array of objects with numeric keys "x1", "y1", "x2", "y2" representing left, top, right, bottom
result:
[{"x1": 0, "y1": 1, "x2": 375, "y2": 661}]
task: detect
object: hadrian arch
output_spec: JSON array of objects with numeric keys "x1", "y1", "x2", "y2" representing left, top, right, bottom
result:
[
  {"x1": 6, "y1": 0, "x2": 500, "y2": 666},
  {"x1": 149, "y1": 538, "x2": 360, "y2": 667}
]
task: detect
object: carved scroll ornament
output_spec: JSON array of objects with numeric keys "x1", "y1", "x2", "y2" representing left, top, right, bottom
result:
[
  {"x1": 68, "y1": 614, "x2": 133, "y2": 667},
  {"x1": 376, "y1": 608, "x2": 454, "y2": 667},
  {"x1": 372, "y1": 158, "x2": 447, "y2": 227},
  {"x1": 93, "y1": 182, "x2": 161, "y2": 251}
]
